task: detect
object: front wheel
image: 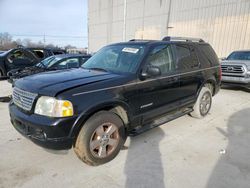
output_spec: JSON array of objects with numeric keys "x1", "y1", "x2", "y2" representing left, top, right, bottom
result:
[
  {"x1": 190, "y1": 87, "x2": 212, "y2": 118},
  {"x1": 73, "y1": 111, "x2": 126, "y2": 166}
]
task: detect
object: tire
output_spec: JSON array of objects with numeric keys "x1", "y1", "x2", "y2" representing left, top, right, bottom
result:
[
  {"x1": 190, "y1": 87, "x2": 212, "y2": 119},
  {"x1": 0, "y1": 70, "x2": 3, "y2": 77},
  {"x1": 73, "y1": 111, "x2": 126, "y2": 166}
]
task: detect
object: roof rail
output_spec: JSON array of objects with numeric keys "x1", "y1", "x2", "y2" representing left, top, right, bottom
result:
[
  {"x1": 129, "y1": 39, "x2": 149, "y2": 42},
  {"x1": 162, "y1": 36, "x2": 204, "y2": 42}
]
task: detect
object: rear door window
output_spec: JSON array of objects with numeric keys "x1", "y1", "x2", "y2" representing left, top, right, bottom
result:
[{"x1": 175, "y1": 44, "x2": 199, "y2": 71}]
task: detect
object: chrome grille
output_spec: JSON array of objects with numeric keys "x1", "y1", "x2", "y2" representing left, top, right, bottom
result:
[
  {"x1": 13, "y1": 87, "x2": 37, "y2": 111},
  {"x1": 221, "y1": 65, "x2": 245, "y2": 74}
]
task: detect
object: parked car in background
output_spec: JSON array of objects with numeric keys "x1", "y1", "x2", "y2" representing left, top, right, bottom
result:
[
  {"x1": 0, "y1": 48, "x2": 40, "y2": 78},
  {"x1": 9, "y1": 37, "x2": 220, "y2": 166},
  {"x1": 28, "y1": 48, "x2": 66, "y2": 60},
  {"x1": 0, "y1": 51, "x2": 5, "y2": 54},
  {"x1": 221, "y1": 50, "x2": 250, "y2": 88},
  {"x1": 8, "y1": 54, "x2": 91, "y2": 83},
  {"x1": 0, "y1": 47, "x2": 66, "y2": 78}
]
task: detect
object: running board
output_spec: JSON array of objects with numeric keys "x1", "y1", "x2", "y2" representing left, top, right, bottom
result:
[{"x1": 129, "y1": 108, "x2": 193, "y2": 136}]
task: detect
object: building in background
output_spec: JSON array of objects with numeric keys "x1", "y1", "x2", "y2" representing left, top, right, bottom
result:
[
  {"x1": 67, "y1": 47, "x2": 88, "y2": 54},
  {"x1": 88, "y1": 0, "x2": 250, "y2": 57}
]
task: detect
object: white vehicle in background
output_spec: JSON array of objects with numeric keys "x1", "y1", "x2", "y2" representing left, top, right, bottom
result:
[{"x1": 221, "y1": 50, "x2": 250, "y2": 88}]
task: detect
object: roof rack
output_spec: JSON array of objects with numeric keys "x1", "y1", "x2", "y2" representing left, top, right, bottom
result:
[
  {"x1": 162, "y1": 36, "x2": 204, "y2": 43},
  {"x1": 129, "y1": 39, "x2": 150, "y2": 42}
]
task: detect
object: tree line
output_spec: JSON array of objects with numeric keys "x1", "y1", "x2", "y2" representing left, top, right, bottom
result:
[{"x1": 0, "y1": 32, "x2": 77, "y2": 51}]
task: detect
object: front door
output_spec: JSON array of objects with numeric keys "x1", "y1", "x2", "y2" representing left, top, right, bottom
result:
[{"x1": 137, "y1": 44, "x2": 180, "y2": 123}]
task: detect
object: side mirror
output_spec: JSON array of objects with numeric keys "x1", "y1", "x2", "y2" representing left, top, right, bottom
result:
[
  {"x1": 141, "y1": 66, "x2": 161, "y2": 79},
  {"x1": 67, "y1": 62, "x2": 79, "y2": 69},
  {"x1": 220, "y1": 57, "x2": 227, "y2": 61}
]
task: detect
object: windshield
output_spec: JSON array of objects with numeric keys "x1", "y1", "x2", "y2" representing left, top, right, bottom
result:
[
  {"x1": 0, "y1": 49, "x2": 11, "y2": 57},
  {"x1": 227, "y1": 51, "x2": 250, "y2": 61},
  {"x1": 36, "y1": 56, "x2": 63, "y2": 68},
  {"x1": 82, "y1": 44, "x2": 145, "y2": 74}
]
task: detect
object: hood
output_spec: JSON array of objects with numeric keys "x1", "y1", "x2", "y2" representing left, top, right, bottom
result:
[
  {"x1": 15, "y1": 68, "x2": 121, "y2": 96},
  {"x1": 221, "y1": 60, "x2": 250, "y2": 66}
]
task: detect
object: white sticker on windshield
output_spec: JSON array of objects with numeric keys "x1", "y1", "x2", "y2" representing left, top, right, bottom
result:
[{"x1": 122, "y1": 47, "x2": 139, "y2": 54}]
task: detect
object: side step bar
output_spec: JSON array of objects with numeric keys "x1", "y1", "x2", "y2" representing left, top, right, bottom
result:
[{"x1": 129, "y1": 108, "x2": 193, "y2": 136}]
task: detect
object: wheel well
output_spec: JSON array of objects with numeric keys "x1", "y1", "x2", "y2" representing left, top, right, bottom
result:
[
  {"x1": 109, "y1": 106, "x2": 129, "y2": 125},
  {"x1": 72, "y1": 105, "x2": 129, "y2": 144},
  {"x1": 204, "y1": 81, "x2": 215, "y2": 95}
]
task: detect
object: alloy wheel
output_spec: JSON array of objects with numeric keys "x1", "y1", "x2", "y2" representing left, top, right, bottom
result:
[
  {"x1": 90, "y1": 122, "x2": 120, "y2": 158},
  {"x1": 200, "y1": 92, "x2": 211, "y2": 116}
]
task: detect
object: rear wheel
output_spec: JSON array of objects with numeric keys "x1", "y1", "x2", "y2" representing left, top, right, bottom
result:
[
  {"x1": 190, "y1": 87, "x2": 212, "y2": 118},
  {"x1": 73, "y1": 111, "x2": 126, "y2": 166}
]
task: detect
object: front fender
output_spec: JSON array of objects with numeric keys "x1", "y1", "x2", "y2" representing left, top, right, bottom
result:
[{"x1": 68, "y1": 99, "x2": 131, "y2": 139}]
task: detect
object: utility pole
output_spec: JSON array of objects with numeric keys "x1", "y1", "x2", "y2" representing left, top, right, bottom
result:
[
  {"x1": 166, "y1": 0, "x2": 172, "y2": 36},
  {"x1": 123, "y1": 0, "x2": 127, "y2": 41}
]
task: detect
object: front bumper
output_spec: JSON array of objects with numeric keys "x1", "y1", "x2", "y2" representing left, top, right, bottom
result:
[
  {"x1": 221, "y1": 76, "x2": 250, "y2": 88},
  {"x1": 222, "y1": 75, "x2": 250, "y2": 84},
  {"x1": 9, "y1": 102, "x2": 77, "y2": 150}
]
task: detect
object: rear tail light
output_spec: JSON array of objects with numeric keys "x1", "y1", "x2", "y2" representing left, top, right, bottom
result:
[{"x1": 219, "y1": 65, "x2": 222, "y2": 81}]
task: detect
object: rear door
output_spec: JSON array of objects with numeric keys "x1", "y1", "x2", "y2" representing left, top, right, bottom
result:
[{"x1": 174, "y1": 43, "x2": 202, "y2": 105}]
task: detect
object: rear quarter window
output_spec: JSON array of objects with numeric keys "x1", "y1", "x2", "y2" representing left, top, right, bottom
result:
[{"x1": 197, "y1": 44, "x2": 219, "y2": 68}]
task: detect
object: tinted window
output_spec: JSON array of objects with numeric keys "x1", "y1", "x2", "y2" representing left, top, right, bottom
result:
[
  {"x1": 227, "y1": 51, "x2": 250, "y2": 60},
  {"x1": 146, "y1": 45, "x2": 174, "y2": 74},
  {"x1": 175, "y1": 44, "x2": 199, "y2": 70},
  {"x1": 198, "y1": 44, "x2": 219, "y2": 66}
]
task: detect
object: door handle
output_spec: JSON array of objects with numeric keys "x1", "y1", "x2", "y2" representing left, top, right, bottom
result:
[{"x1": 170, "y1": 77, "x2": 178, "y2": 81}]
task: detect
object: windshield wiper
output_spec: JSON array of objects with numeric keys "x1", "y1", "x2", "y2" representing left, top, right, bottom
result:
[{"x1": 87, "y1": 67, "x2": 108, "y2": 72}]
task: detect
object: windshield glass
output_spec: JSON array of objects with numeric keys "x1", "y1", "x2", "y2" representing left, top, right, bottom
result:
[
  {"x1": 36, "y1": 56, "x2": 63, "y2": 68},
  {"x1": 0, "y1": 49, "x2": 11, "y2": 57},
  {"x1": 227, "y1": 51, "x2": 250, "y2": 61},
  {"x1": 82, "y1": 44, "x2": 145, "y2": 73}
]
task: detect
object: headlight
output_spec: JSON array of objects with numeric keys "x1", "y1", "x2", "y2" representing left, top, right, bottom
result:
[{"x1": 34, "y1": 96, "x2": 74, "y2": 117}]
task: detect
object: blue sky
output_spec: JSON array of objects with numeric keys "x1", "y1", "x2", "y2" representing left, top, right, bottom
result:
[{"x1": 0, "y1": 0, "x2": 88, "y2": 47}]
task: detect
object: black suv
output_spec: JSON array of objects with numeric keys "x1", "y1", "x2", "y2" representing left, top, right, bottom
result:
[{"x1": 9, "y1": 37, "x2": 221, "y2": 166}]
